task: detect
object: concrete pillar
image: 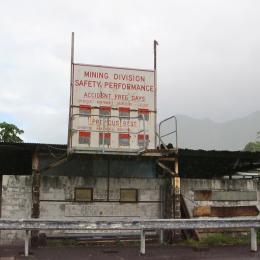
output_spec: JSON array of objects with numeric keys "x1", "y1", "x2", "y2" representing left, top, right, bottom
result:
[
  {"x1": 31, "y1": 149, "x2": 40, "y2": 247},
  {"x1": 0, "y1": 174, "x2": 2, "y2": 218},
  {"x1": 160, "y1": 186, "x2": 164, "y2": 244},
  {"x1": 251, "y1": 228, "x2": 257, "y2": 252},
  {"x1": 159, "y1": 230, "x2": 164, "y2": 244},
  {"x1": 140, "y1": 230, "x2": 146, "y2": 255},
  {"x1": 25, "y1": 230, "x2": 30, "y2": 257}
]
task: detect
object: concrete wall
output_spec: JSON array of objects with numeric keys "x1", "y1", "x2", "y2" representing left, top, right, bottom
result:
[
  {"x1": 1, "y1": 176, "x2": 260, "y2": 245},
  {"x1": 181, "y1": 179, "x2": 260, "y2": 216},
  {"x1": 40, "y1": 176, "x2": 164, "y2": 220},
  {"x1": 0, "y1": 175, "x2": 32, "y2": 245},
  {"x1": 0, "y1": 175, "x2": 164, "y2": 244}
]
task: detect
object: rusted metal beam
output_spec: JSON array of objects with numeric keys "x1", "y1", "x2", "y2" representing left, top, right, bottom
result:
[
  {"x1": 158, "y1": 157, "x2": 176, "y2": 162},
  {"x1": 193, "y1": 206, "x2": 259, "y2": 217},
  {"x1": 157, "y1": 162, "x2": 177, "y2": 176},
  {"x1": 40, "y1": 156, "x2": 67, "y2": 173}
]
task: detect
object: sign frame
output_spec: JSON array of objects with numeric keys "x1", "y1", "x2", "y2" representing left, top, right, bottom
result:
[{"x1": 67, "y1": 33, "x2": 158, "y2": 155}]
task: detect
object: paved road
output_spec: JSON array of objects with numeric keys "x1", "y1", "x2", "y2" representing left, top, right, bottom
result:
[{"x1": 0, "y1": 244, "x2": 259, "y2": 259}]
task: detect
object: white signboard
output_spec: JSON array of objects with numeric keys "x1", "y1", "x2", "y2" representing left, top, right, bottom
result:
[
  {"x1": 73, "y1": 64, "x2": 155, "y2": 110},
  {"x1": 69, "y1": 64, "x2": 156, "y2": 153}
]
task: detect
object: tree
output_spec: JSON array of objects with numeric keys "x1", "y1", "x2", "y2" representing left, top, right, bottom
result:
[
  {"x1": 244, "y1": 141, "x2": 260, "y2": 152},
  {"x1": 0, "y1": 122, "x2": 24, "y2": 143}
]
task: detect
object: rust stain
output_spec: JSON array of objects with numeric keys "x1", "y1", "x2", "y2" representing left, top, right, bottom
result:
[
  {"x1": 193, "y1": 206, "x2": 259, "y2": 217},
  {"x1": 211, "y1": 206, "x2": 259, "y2": 217},
  {"x1": 194, "y1": 190, "x2": 212, "y2": 201},
  {"x1": 193, "y1": 206, "x2": 211, "y2": 217}
]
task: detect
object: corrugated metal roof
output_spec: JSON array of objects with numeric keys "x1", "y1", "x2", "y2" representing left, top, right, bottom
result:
[{"x1": 0, "y1": 142, "x2": 260, "y2": 177}]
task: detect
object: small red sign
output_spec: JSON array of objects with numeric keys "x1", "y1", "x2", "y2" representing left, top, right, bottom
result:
[
  {"x1": 79, "y1": 105, "x2": 91, "y2": 110},
  {"x1": 119, "y1": 133, "x2": 130, "y2": 139},
  {"x1": 79, "y1": 131, "x2": 91, "y2": 137}
]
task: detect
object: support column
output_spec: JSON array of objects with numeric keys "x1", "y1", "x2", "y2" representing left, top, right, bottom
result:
[
  {"x1": 174, "y1": 160, "x2": 181, "y2": 219},
  {"x1": 31, "y1": 149, "x2": 40, "y2": 247},
  {"x1": 172, "y1": 159, "x2": 181, "y2": 239},
  {"x1": 163, "y1": 177, "x2": 174, "y2": 243},
  {"x1": 159, "y1": 185, "x2": 164, "y2": 244},
  {"x1": 0, "y1": 174, "x2": 2, "y2": 242},
  {"x1": 251, "y1": 228, "x2": 257, "y2": 252},
  {"x1": 25, "y1": 230, "x2": 30, "y2": 256},
  {"x1": 140, "y1": 230, "x2": 146, "y2": 255},
  {"x1": 0, "y1": 174, "x2": 2, "y2": 218}
]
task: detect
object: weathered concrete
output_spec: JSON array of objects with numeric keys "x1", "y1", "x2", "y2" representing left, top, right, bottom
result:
[
  {"x1": 181, "y1": 179, "x2": 260, "y2": 217},
  {"x1": 0, "y1": 176, "x2": 32, "y2": 245},
  {"x1": 194, "y1": 190, "x2": 257, "y2": 201},
  {"x1": 0, "y1": 176, "x2": 163, "y2": 244},
  {"x1": 1, "y1": 177, "x2": 260, "y2": 245},
  {"x1": 40, "y1": 177, "x2": 163, "y2": 220}
]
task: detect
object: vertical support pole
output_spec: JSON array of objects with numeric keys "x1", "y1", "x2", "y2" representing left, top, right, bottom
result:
[
  {"x1": 140, "y1": 230, "x2": 146, "y2": 255},
  {"x1": 174, "y1": 159, "x2": 181, "y2": 218},
  {"x1": 25, "y1": 230, "x2": 29, "y2": 257},
  {"x1": 0, "y1": 174, "x2": 2, "y2": 241},
  {"x1": 153, "y1": 40, "x2": 158, "y2": 71},
  {"x1": 159, "y1": 186, "x2": 164, "y2": 244},
  {"x1": 159, "y1": 230, "x2": 164, "y2": 244},
  {"x1": 251, "y1": 228, "x2": 257, "y2": 252},
  {"x1": 102, "y1": 116, "x2": 105, "y2": 153},
  {"x1": 173, "y1": 159, "x2": 181, "y2": 239},
  {"x1": 0, "y1": 174, "x2": 2, "y2": 218},
  {"x1": 31, "y1": 149, "x2": 40, "y2": 247},
  {"x1": 106, "y1": 159, "x2": 110, "y2": 202},
  {"x1": 174, "y1": 179, "x2": 181, "y2": 218},
  {"x1": 67, "y1": 32, "x2": 75, "y2": 152},
  {"x1": 163, "y1": 177, "x2": 174, "y2": 243},
  {"x1": 153, "y1": 40, "x2": 158, "y2": 147}
]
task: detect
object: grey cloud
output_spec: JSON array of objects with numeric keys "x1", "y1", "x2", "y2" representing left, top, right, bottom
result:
[{"x1": 0, "y1": 0, "x2": 259, "y2": 143}]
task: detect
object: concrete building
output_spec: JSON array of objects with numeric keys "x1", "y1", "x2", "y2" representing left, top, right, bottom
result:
[{"x1": 1, "y1": 142, "x2": 260, "y2": 245}]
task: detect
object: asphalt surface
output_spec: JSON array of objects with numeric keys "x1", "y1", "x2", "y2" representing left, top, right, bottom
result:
[{"x1": 0, "y1": 244, "x2": 260, "y2": 260}]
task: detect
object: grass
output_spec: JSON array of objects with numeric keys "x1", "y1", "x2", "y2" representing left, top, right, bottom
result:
[
  {"x1": 47, "y1": 238, "x2": 79, "y2": 247},
  {"x1": 46, "y1": 231, "x2": 260, "y2": 248},
  {"x1": 183, "y1": 232, "x2": 250, "y2": 248}
]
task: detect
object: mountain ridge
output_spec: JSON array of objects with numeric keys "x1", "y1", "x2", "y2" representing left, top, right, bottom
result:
[{"x1": 165, "y1": 111, "x2": 260, "y2": 151}]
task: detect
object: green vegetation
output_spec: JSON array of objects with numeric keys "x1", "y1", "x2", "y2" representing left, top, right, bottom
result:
[
  {"x1": 244, "y1": 131, "x2": 260, "y2": 152},
  {"x1": 244, "y1": 141, "x2": 260, "y2": 152},
  {"x1": 47, "y1": 239, "x2": 79, "y2": 247},
  {"x1": 0, "y1": 122, "x2": 24, "y2": 143},
  {"x1": 183, "y1": 233, "x2": 250, "y2": 248}
]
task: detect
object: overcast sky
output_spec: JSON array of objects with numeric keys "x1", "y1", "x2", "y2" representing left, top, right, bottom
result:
[{"x1": 0, "y1": 0, "x2": 259, "y2": 143}]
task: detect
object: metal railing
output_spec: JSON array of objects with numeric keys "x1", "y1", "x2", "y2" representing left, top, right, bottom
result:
[
  {"x1": 158, "y1": 116, "x2": 178, "y2": 151},
  {"x1": 69, "y1": 113, "x2": 148, "y2": 154},
  {"x1": 0, "y1": 217, "x2": 259, "y2": 256}
]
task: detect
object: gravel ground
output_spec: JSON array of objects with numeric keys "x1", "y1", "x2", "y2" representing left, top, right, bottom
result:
[{"x1": 0, "y1": 244, "x2": 260, "y2": 260}]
